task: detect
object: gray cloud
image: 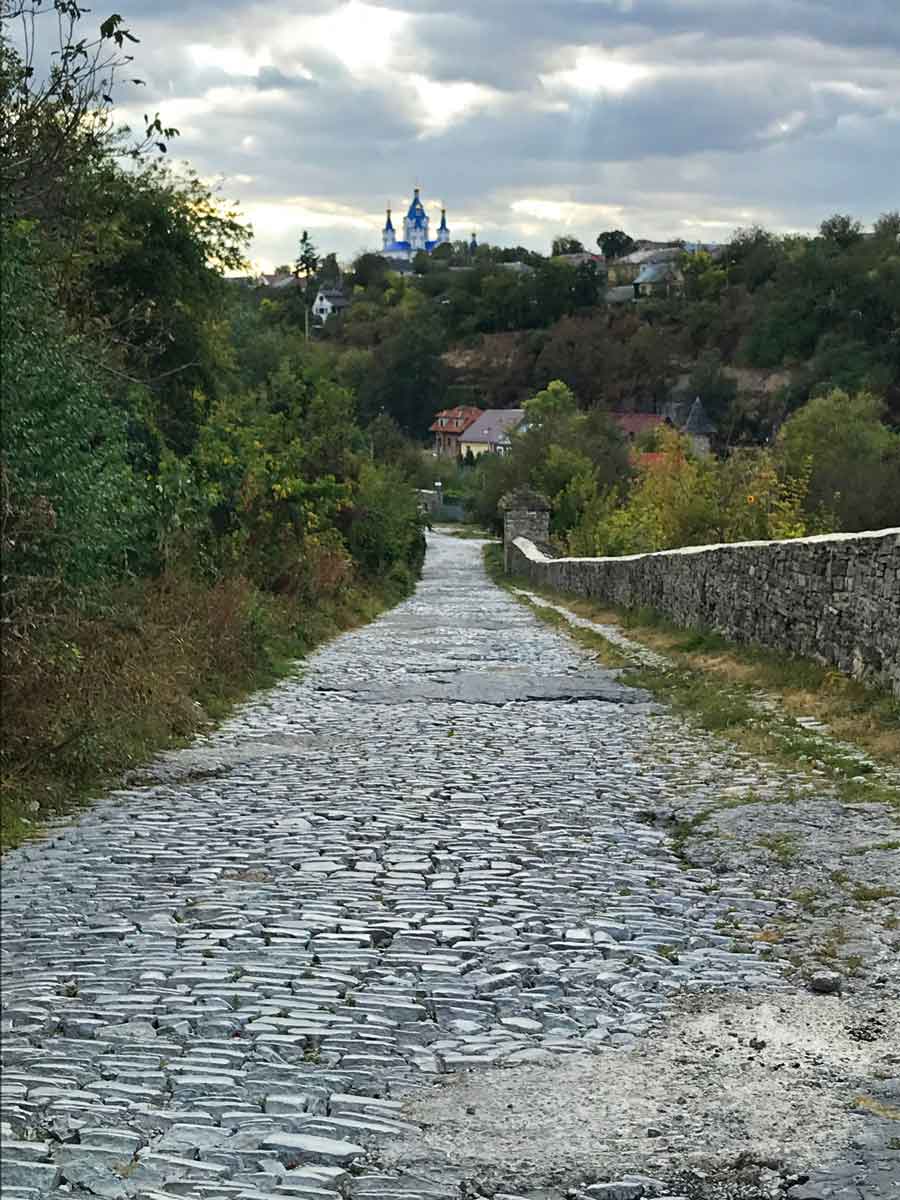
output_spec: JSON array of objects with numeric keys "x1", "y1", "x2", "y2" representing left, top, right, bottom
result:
[{"x1": 102, "y1": 0, "x2": 900, "y2": 266}]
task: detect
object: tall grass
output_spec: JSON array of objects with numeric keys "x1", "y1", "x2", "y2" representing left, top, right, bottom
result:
[{"x1": 1, "y1": 566, "x2": 414, "y2": 851}]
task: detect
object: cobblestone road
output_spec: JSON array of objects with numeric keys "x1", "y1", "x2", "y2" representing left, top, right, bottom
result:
[{"x1": 1, "y1": 535, "x2": 890, "y2": 1199}]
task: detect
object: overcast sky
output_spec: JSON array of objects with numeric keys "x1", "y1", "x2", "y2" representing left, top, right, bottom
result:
[{"x1": 106, "y1": 0, "x2": 900, "y2": 270}]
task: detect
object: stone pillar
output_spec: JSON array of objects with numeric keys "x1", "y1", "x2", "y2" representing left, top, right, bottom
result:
[{"x1": 499, "y1": 489, "x2": 551, "y2": 572}]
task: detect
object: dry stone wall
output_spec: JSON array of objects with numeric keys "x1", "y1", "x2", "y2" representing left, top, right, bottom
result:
[{"x1": 506, "y1": 528, "x2": 900, "y2": 696}]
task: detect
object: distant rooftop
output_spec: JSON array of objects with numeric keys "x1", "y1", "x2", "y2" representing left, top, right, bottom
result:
[
  {"x1": 259, "y1": 272, "x2": 298, "y2": 289},
  {"x1": 635, "y1": 261, "x2": 680, "y2": 285},
  {"x1": 620, "y1": 247, "x2": 683, "y2": 266},
  {"x1": 428, "y1": 405, "x2": 484, "y2": 435},
  {"x1": 459, "y1": 409, "x2": 526, "y2": 444},
  {"x1": 682, "y1": 397, "x2": 716, "y2": 435},
  {"x1": 613, "y1": 413, "x2": 666, "y2": 437}
]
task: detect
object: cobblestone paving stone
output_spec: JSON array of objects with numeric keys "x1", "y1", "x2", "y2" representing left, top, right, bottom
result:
[{"x1": 0, "y1": 535, "x2": 895, "y2": 1199}]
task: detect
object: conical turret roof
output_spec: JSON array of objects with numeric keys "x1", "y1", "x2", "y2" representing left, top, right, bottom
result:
[{"x1": 407, "y1": 187, "x2": 426, "y2": 226}]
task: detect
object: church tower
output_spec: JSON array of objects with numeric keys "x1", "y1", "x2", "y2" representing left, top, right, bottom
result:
[
  {"x1": 381, "y1": 185, "x2": 449, "y2": 261},
  {"x1": 404, "y1": 187, "x2": 430, "y2": 251}
]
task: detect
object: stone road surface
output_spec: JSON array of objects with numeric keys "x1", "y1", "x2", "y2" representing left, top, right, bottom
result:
[{"x1": 1, "y1": 534, "x2": 893, "y2": 1199}]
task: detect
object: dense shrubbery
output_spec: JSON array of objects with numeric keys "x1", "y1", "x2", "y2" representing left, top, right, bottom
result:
[
  {"x1": 2, "y1": 197, "x2": 425, "y2": 670},
  {"x1": 2, "y1": 222, "x2": 149, "y2": 628},
  {"x1": 0, "y1": 2, "x2": 424, "y2": 845},
  {"x1": 566, "y1": 390, "x2": 900, "y2": 556}
]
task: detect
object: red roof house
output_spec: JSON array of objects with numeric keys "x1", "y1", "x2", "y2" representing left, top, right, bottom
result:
[{"x1": 429, "y1": 406, "x2": 484, "y2": 457}]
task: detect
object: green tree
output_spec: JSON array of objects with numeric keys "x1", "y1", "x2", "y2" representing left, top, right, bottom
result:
[
  {"x1": 524, "y1": 380, "x2": 579, "y2": 425},
  {"x1": 84, "y1": 163, "x2": 251, "y2": 455},
  {"x1": 317, "y1": 252, "x2": 341, "y2": 286},
  {"x1": 357, "y1": 316, "x2": 448, "y2": 435},
  {"x1": 819, "y1": 213, "x2": 863, "y2": 250},
  {"x1": 551, "y1": 235, "x2": 585, "y2": 256},
  {"x1": 294, "y1": 230, "x2": 319, "y2": 280},
  {"x1": 344, "y1": 462, "x2": 424, "y2": 583},
  {"x1": 725, "y1": 225, "x2": 780, "y2": 290},
  {"x1": 350, "y1": 252, "x2": 390, "y2": 290},
  {"x1": 573, "y1": 260, "x2": 600, "y2": 307},
  {"x1": 680, "y1": 250, "x2": 726, "y2": 301},
  {"x1": 468, "y1": 387, "x2": 628, "y2": 536},
  {"x1": 534, "y1": 259, "x2": 576, "y2": 324},
  {"x1": 776, "y1": 389, "x2": 900, "y2": 530},
  {"x1": 480, "y1": 270, "x2": 532, "y2": 332},
  {"x1": 597, "y1": 230, "x2": 634, "y2": 260}
]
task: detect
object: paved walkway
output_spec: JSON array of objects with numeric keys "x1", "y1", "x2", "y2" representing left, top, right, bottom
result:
[{"x1": 0, "y1": 535, "x2": 885, "y2": 1198}]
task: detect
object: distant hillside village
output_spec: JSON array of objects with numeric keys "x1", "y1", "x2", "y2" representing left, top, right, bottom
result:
[
  {"x1": 241, "y1": 185, "x2": 719, "y2": 325},
  {"x1": 229, "y1": 188, "x2": 899, "y2": 466}
]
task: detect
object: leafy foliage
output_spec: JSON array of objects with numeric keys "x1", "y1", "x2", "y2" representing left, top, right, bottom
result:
[
  {"x1": 776, "y1": 390, "x2": 900, "y2": 531},
  {"x1": 551, "y1": 236, "x2": 585, "y2": 256},
  {"x1": 2, "y1": 220, "x2": 148, "y2": 641},
  {"x1": 466, "y1": 381, "x2": 631, "y2": 535},
  {"x1": 565, "y1": 388, "x2": 899, "y2": 556},
  {"x1": 568, "y1": 428, "x2": 828, "y2": 557},
  {"x1": 0, "y1": 0, "x2": 176, "y2": 223},
  {"x1": 597, "y1": 230, "x2": 635, "y2": 260},
  {"x1": 0, "y1": 1, "x2": 425, "y2": 678}
]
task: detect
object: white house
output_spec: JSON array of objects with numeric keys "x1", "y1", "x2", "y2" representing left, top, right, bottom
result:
[{"x1": 312, "y1": 288, "x2": 350, "y2": 322}]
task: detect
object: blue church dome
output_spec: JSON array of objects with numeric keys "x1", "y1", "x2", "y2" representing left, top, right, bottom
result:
[
  {"x1": 382, "y1": 185, "x2": 450, "y2": 261},
  {"x1": 407, "y1": 188, "x2": 426, "y2": 222}
]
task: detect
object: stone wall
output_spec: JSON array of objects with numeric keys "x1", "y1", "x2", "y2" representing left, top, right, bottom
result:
[
  {"x1": 506, "y1": 528, "x2": 900, "y2": 696},
  {"x1": 500, "y1": 495, "x2": 551, "y2": 572}
]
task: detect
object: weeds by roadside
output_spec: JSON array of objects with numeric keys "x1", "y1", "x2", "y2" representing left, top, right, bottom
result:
[
  {"x1": 1, "y1": 567, "x2": 415, "y2": 852},
  {"x1": 483, "y1": 543, "x2": 899, "y2": 797}
]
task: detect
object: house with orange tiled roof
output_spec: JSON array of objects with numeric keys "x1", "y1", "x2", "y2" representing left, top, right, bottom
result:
[{"x1": 429, "y1": 405, "x2": 483, "y2": 457}]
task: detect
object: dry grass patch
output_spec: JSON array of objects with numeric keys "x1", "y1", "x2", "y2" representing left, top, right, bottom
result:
[{"x1": 1, "y1": 568, "x2": 412, "y2": 852}]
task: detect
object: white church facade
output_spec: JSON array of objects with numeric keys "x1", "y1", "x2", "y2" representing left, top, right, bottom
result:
[{"x1": 382, "y1": 187, "x2": 451, "y2": 261}]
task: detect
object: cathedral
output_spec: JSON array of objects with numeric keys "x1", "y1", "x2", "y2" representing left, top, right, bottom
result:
[{"x1": 382, "y1": 187, "x2": 451, "y2": 261}]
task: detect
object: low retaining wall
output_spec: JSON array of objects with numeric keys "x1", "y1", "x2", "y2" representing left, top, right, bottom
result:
[{"x1": 507, "y1": 528, "x2": 900, "y2": 695}]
